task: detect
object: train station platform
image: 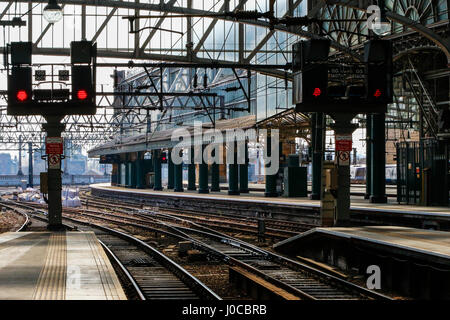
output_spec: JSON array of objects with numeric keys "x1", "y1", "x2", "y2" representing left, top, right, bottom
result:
[
  {"x1": 207, "y1": 183, "x2": 397, "y2": 198},
  {"x1": 275, "y1": 226, "x2": 450, "y2": 264},
  {"x1": 273, "y1": 226, "x2": 450, "y2": 298},
  {"x1": 90, "y1": 183, "x2": 450, "y2": 229},
  {"x1": 0, "y1": 231, "x2": 127, "y2": 300}
]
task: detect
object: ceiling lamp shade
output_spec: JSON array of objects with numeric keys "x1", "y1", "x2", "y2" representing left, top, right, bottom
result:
[{"x1": 43, "y1": 0, "x2": 63, "y2": 24}]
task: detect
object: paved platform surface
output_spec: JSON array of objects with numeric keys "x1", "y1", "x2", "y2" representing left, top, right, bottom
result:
[
  {"x1": 92, "y1": 183, "x2": 450, "y2": 218},
  {"x1": 205, "y1": 182, "x2": 396, "y2": 196},
  {"x1": 291, "y1": 226, "x2": 450, "y2": 261},
  {"x1": 0, "y1": 231, "x2": 127, "y2": 300}
]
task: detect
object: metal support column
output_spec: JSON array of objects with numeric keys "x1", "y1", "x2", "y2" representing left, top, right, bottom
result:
[
  {"x1": 311, "y1": 112, "x2": 324, "y2": 200},
  {"x1": 130, "y1": 160, "x2": 137, "y2": 188},
  {"x1": 265, "y1": 134, "x2": 278, "y2": 197},
  {"x1": 17, "y1": 136, "x2": 23, "y2": 176},
  {"x1": 370, "y1": 112, "x2": 387, "y2": 203},
  {"x1": 198, "y1": 145, "x2": 209, "y2": 194},
  {"x1": 153, "y1": 150, "x2": 162, "y2": 190},
  {"x1": 63, "y1": 139, "x2": 69, "y2": 175},
  {"x1": 174, "y1": 149, "x2": 183, "y2": 192},
  {"x1": 27, "y1": 142, "x2": 33, "y2": 187},
  {"x1": 330, "y1": 113, "x2": 358, "y2": 227},
  {"x1": 187, "y1": 146, "x2": 196, "y2": 191},
  {"x1": 239, "y1": 140, "x2": 249, "y2": 193},
  {"x1": 167, "y1": 149, "x2": 174, "y2": 189},
  {"x1": 125, "y1": 154, "x2": 130, "y2": 187},
  {"x1": 228, "y1": 141, "x2": 240, "y2": 195},
  {"x1": 365, "y1": 114, "x2": 372, "y2": 199},
  {"x1": 211, "y1": 163, "x2": 220, "y2": 192},
  {"x1": 136, "y1": 152, "x2": 144, "y2": 189},
  {"x1": 116, "y1": 161, "x2": 121, "y2": 185},
  {"x1": 210, "y1": 147, "x2": 220, "y2": 192},
  {"x1": 42, "y1": 117, "x2": 65, "y2": 230}
]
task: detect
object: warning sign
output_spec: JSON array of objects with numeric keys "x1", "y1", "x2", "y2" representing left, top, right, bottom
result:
[
  {"x1": 338, "y1": 151, "x2": 350, "y2": 166},
  {"x1": 48, "y1": 154, "x2": 61, "y2": 170},
  {"x1": 46, "y1": 137, "x2": 63, "y2": 155},
  {"x1": 335, "y1": 135, "x2": 352, "y2": 152}
]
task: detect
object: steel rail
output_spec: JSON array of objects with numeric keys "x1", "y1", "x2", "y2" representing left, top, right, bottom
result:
[
  {"x1": 0, "y1": 201, "x2": 31, "y2": 232},
  {"x1": 98, "y1": 239, "x2": 147, "y2": 301},
  {"x1": 65, "y1": 200, "x2": 392, "y2": 300}
]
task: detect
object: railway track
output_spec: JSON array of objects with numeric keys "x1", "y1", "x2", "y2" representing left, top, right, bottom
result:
[
  {"x1": 0, "y1": 199, "x2": 221, "y2": 301},
  {"x1": 0, "y1": 202, "x2": 31, "y2": 232},
  {"x1": 7, "y1": 197, "x2": 393, "y2": 300},
  {"x1": 80, "y1": 194, "x2": 316, "y2": 238},
  {"x1": 134, "y1": 212, "x2": 392, "y2": 300},
  {"x1": 87, "y1": 187, "x2": 450, "y2": 231},
  {"x1": 71, "y1": 222, "x2": 221, "y2": 300},
  {"x1": 20, "y1": 198, "x2": 391, "y2": 300}
]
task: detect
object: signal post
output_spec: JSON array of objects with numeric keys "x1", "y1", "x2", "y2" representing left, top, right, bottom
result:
[
  {"x1": 294, "y1": 39, "x2": 392, "y2": 226},
  {"x1": 43, "y1": 120, "x2": 65, "y2": 229},
  {"x1": 329, "y1": 113, "x2": 358, "y2": 226},
  {"x1": 6, "y1": 41, "x2": 97, "y2": 230}
]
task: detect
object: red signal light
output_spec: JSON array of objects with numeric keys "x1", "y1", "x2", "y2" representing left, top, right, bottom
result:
[
  {"x1": 313, "y1": 87, "x2": 321, "y2": 97},
  {"x1": 16, "y1": 90, "x2": 28, "y2": 102},
  {"x1": 77, "y1": 89, "x2": 88, "y2": 100},
  {"x1": 162, "y1": 157, "x2": 167, "y2": 161},
  {"x1": 374, "y1": 89, "x2": 382, "y2": 98}
]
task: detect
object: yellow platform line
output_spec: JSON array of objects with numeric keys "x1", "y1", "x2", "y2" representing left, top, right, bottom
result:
[{"x1": 33, "y1": 233, "x2": 67, "y2": 300}]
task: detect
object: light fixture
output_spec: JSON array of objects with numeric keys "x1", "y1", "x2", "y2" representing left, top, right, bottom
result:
[{"x1": 43, "y1": 0, "x2": 63, "y2": 24}]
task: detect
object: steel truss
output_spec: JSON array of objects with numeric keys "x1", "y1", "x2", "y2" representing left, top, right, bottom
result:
[{"x1": 0, "y1": 0, "x2": 446, "y2": 146}]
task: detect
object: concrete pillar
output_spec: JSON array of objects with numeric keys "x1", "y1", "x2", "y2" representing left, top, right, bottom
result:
[
  {"x1": 370, "y1": 112, "x2": 387, "y2": 203},
  {"x1": 265, "y1": 134, "x2": 278, "y2": 197},
  {"x1": 187, "y1": 147, "x2": 196, "y2": 191},
  {"x1": 153, "y1": 150, "x2": 162, "y2": 190},
  {"x1": 167, "y1": 149, "x2": 174, "y2": 189}
]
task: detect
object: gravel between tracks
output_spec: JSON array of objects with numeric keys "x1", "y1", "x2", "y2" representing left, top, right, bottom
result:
[{"x1": 0, "y1": 210, "x2": 26, "y2": 233}]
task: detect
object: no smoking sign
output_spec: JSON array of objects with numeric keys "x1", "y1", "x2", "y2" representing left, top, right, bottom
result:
[
  {"x1": 337, "y1": 151, "x2": 350, "y2": 166},
  {"x1": 48, "y1": 154, "x2": 61, "y2": 170}
]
